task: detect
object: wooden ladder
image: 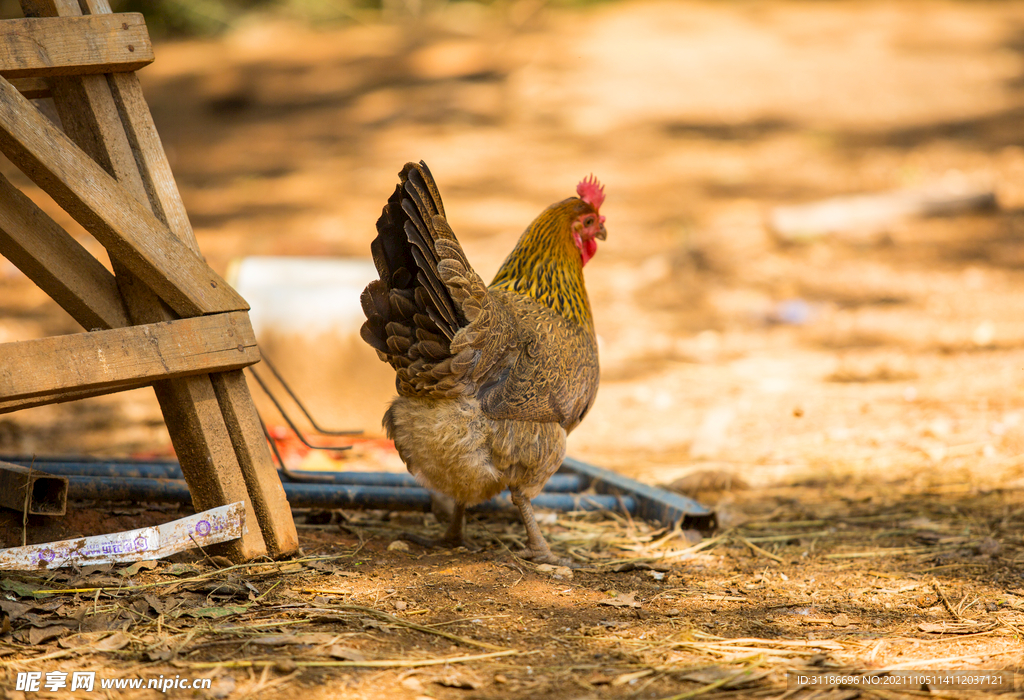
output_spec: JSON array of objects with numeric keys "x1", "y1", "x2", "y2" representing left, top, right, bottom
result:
[{"x1": 0, "y1": 0, "x2": 298, "y2": 561}]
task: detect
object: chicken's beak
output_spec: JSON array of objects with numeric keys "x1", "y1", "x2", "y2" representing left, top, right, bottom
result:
[{"x1": 596, "y1": 223, "x2": 607, "y2": 241}]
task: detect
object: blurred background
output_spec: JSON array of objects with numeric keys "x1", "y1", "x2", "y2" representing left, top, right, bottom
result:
[{"x1": 3, "y1": 0, "x2": 1024, "y2": 498}]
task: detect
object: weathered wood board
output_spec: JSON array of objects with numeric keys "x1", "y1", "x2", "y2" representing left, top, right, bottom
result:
[
  {"x1": 0, "y1": 14, "x2": 153, "y2": 78},
  {"x1": 0, "y1": 311, "x2": 259, "y2": 401}
]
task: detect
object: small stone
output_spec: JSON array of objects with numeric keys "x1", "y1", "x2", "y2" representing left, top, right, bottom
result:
[
  {"x1": 536, "y1": 563, "x2": 573, "y2": 580},
  {"x1": 209, "y1": 675, "x2": 237, "y2": 699},
  {"x1": 388, "y1": 540, "x2": 411, "y2": 552},
  {"x1": 831, "y1": 613, "x2": 851, "y2": 628},
  {"x1": 400, "y1": 677, "x2": 423, "y2": 692},
  {"x1": 273, "y1": 659, "x2": 296, "y2": 673}
]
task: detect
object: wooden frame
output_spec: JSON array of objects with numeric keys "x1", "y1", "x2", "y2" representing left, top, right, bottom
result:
[{"x1": 0, "y1": 0, "x2": 298, "y2": 561}]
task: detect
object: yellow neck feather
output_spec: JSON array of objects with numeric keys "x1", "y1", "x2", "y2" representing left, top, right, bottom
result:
[{"x1": 489, "y1": 200, "x2": 594, "y2": 329}]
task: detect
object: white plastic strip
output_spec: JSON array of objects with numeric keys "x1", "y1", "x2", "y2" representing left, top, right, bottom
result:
[{"x1": 0, "y1": 501, "x2": 246, "y2": 570}]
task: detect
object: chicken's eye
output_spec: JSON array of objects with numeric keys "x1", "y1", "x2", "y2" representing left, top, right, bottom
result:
[{"x1": 584, "y1": 216, "x2": 595, "y2": 226}]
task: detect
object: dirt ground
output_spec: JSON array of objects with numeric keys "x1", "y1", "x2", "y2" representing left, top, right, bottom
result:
[{"x1": 3, "y1": 0, "x2": 1024, "y2": 698}]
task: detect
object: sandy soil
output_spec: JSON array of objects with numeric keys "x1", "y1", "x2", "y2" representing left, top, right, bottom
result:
[{"x1": 2, "y1": 1, "x2": 1024, "y2": 698}]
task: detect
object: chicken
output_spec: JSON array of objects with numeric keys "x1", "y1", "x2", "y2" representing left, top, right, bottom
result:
[{"x1": 360, "y1": 161, "x2": 606, "y2": 565}]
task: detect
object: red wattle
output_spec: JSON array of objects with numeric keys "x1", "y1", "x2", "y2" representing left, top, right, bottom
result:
[{"x1": 580, "y1": 237, "x2": 597, "y2": 266}]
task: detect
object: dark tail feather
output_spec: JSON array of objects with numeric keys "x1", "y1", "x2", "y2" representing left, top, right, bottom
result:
[
  {"x1": 361, "y1": 161, "x2": 465, "y2": 370},
  {"x1": 404, "y1": 161, "x2": 446, "y2": 221}
]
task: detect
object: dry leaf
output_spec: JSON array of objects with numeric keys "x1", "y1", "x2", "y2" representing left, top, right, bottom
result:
[
  {"x1": 598, "y1": 591, "x2": 641, "y2": 609},
  {"x1": 58, "y1": 634, "x2": 86, "y2": 649},
  {"x1": 164, "y1": 563, "x2": 201, "y2": 577},
  {"x1": 611, "y1": 670, "x2": 654, "y2": 686},
  {"x1": 304, "y1": 560, "x2": 336, "y2": 573},
  {"x1": 0, "y1": 599, "x2": 32, "y2": 620},
  {"x1": 117, "y1": 560, "x2": 159, "y2": 577},
  {"x1": 247, "y1": 633, "x2": 337, "y2": 646},
  {"x1": 682, "y1": 667, "x2": 771, "y2": 688},
  {"x1": 328, "y1": 645, "x2": 366, "y2": 662},
  {"x1": 436, "y1": 671, "x2": 479, "y2": 689},
  {"x1": 22, "y1": 625, "x2": 66, "y2": 645},
  {"x1": 182, "y1": 605, "x2": 249, "y2": 619},
  {"x1": 0, "y1": 579, "x2": 50, "y2": 599},
  {"x1": 80, "y1": 613, "x2": 120, "y2": 633},
  {"x1": 143, "y1": 594, "x2": 169, "y2": 616},
  {"x1": 95, "y1": 631, "x2": 130, "y2": 651},
  {"x1": 361, "y1": 618, "x2": 391, "y2": 632}
]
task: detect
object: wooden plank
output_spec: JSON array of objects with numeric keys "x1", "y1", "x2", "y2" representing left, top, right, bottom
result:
[
  {"x1": 0, "y1": 170, "x2": 129, "y2": 331},
  {"x1": 0, "y1": 14, "x2": 153, "y2": 78},
  {"x1": 10, "y1": 77, "x2": 49, "y2": 99},
  {"x1": 108, "y1": 72, "x2": 198, "y2": 250},
  {"x1": 211, "y1": 371, "x2": 299, "y2": 555},
  {"x1": 0, "y1": 311, "x2": 259, "y2": 401},
  {"x1": 152, "y1": 376, "x2": 265, "y2": 562},
  {"x1": 0, "y1": 75, "x2": 247, "y2": 317}
]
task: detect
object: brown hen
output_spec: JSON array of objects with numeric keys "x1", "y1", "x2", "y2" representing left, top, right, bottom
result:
[{"x1": 360, "y1": 161, "x2": 606, "y2": 565}]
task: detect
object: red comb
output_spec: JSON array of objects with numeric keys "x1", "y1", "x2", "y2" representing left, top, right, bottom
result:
[{"x1": 577, "y1": 174, "x2": 605, "y2": 210}]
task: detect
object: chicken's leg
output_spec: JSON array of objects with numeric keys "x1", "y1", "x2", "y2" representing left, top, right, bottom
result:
[
  {"x1": 510, "y1": 487, "x2": 574, "y2": 568},
  {"x1": 402, "y1": 502, "x2": 473, "y2": 550}
]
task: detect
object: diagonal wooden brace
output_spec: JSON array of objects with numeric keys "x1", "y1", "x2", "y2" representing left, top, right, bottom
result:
[
  {"x1": 0, "y1": 75, "x2": 247, "y2": 317},
  {"x1": 0, "y1": 170, "x2": 128, "y2": 331}
]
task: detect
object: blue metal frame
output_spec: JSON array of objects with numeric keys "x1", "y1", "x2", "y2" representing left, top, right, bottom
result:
[{"x1": 1, "y1": 455, "x2": 716, "y2": 532}]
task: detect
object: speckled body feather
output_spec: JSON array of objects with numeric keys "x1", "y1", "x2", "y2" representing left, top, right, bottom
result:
[{"x1": 360, "y1": 162, "x2": 604, "y2": 556}]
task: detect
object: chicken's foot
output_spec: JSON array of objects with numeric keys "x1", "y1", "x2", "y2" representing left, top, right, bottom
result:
[
  {"x1": 401, "y1": 502, "x2": 478, "y2": 550},
  {"x1": 510, "y1": 487, "x2": 575, "y2": 568}
]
